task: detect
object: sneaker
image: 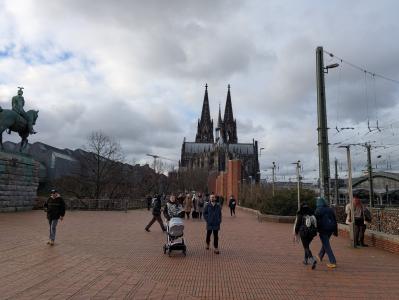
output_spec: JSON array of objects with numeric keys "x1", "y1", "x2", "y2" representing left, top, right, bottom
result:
[
  {"x1": 47, "y1": 240, "x2": 51, "y2": 245},
  {"x1": 361, "y1": 243, "x2": 369, "y2": 247},
  {"x1": 214, "y1": 250, "x2": 220, "y2": 254},
  {"x1": 327, "y1": 263, "x2": 336, "y2": 269},
  {"x1": 312, "y1": 260, "x2": 317, "y2": 270},
  {"x1": 145, "y1": 228, "x2": 150, "y2": 232},
  {"x1": 50, "y1": 240, "x2": 55, "y2": 246}
]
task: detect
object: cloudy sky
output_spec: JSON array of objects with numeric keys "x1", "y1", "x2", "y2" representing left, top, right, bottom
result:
[{"x1": 1, "y1": 0, "x2": 399, "y2": 182}]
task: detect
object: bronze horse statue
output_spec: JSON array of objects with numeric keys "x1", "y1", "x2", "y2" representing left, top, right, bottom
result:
[{"x1": 0, "y1": 108, "x2": 39, "y2": 151}]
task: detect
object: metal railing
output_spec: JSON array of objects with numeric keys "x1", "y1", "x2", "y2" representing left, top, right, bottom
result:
[{"x1": 65, "y1": 198, "x2": 147, "y2": 211}]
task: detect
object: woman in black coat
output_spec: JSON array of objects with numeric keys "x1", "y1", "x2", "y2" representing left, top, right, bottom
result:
[{"x1": 293, "y1": 202, "x2": 317, "y2": 269}]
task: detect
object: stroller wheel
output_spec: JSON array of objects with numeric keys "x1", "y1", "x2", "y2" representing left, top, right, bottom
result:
[{"x1": 163, "y1": 245, "x2": 166, "y2": 254}]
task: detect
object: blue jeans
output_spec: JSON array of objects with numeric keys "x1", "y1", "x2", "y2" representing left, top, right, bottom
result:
[
  {"x1": 49, "y1": 219, "x2": 58, "y2": 241},
  {"x1": 319, "y1": 232, "x2": 336, "y2": 264}
]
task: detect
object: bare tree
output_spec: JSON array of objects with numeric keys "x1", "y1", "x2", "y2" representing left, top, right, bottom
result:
[{"x1": 82, "y1": 131, "x2": 125, "y2": 199}]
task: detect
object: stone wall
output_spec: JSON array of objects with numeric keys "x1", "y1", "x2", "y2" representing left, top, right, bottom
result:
[
  {"x1": 0, "y1": 152, "x2": 39, "y2": 212},
  {"x1": 335, "y1": 205, "x2": 399, "y2": 235}
]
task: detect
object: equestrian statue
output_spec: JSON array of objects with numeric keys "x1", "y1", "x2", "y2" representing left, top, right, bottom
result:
[{"x1": 0, "y1": 87, "x2": 39, "y2": 151}]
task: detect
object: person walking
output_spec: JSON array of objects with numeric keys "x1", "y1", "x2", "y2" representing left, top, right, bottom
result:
[
  {"x1": 192, "y1": 193, "x2": 198, "y2": 218},
  {"x1": 145, "y1": 195, "x2": 166, "y2": 232},
  {"x1": 228, "y1": 195, "x2": 237, "y2": 216},
  {"x1": 352, "y1": 197, "x2": 368, "y2": 247},
  {"x1": 146, "y1": 195, "x2": 152, "y2": 211},
  {"x1": 293, "y1": 202, "x2": 317, "y2": 269},
  {"x1": 315, "y1": 197, "x2": 338, "y2": 269},
  {"x1": 183, "y1": 193, "x2": 192, "y2": 219},
  {"x1": 198, "y1": 193, "x2": 205, "y2": 219},
  {"x1": 44, "y1": 189, "x2": 65, "y2": 246},
  {"x1": 203, "y1": 194, "x2": 222, "y2": 254}
]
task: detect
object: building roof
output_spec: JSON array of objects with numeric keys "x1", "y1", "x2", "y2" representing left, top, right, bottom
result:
[
  {"x1": 184, "y1": 142, "x2": 214, "y2": 154},
  {"x1": 228, "y1": 143, "x2": 254, "y2": 155},
  {"x1": 182, "y1": 142, "x2": 255, "y2": 155}
]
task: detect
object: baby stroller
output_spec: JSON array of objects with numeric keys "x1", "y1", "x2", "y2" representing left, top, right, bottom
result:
[{"x1": 163, "y1": 217, "x2": 187, "y2": 256}]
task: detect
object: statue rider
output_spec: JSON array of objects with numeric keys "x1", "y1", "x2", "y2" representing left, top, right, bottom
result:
[{"x1": 11, "y1": 87, "x2": 36, "y2": 134}]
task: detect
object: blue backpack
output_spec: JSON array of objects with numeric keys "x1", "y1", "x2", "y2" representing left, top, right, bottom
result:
[{"x1": 321, "y1": 210, "x2": 337, "y2": 232}]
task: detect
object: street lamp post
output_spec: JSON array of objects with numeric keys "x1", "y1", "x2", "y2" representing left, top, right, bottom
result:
[
  {"x1": 292, "y1": 160, "x2": 301, "y2": 210},
  {"x1": 316, "y1": 46, "x2": 339, "y2": 204},
  {"x1": 272, "y1": 161, "x2": 276, "y2": 197}
]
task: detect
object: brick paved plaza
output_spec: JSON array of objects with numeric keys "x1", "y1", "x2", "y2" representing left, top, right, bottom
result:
[{"x1": 1, "y1": 208, "x2": 399, "y2": 299}]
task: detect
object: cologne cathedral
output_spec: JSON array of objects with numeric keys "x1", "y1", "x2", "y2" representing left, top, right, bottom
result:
[{"x1": 180, "y1": 84, "x2": 260, "y2": 182}]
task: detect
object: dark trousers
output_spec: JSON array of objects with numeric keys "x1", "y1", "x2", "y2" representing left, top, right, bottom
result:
[
  {"x1": 206, "y1": 230, "x2": 219, "y2": 249},
  {"x1": 145, "y1": 215, "x2": 165, "y2": 231},
  {"x1": 230, "y1": 207, "x2": 236, "y2": 216},
  {"x1": 185, "y1": 212, "x2": 190, "y2": 219},
  {"x1": 355, "y1": 223, "x2": 366, "y2": 245},
  {"x1": 300, "y1": 236, "x2": 314, "y2": 262},
  {"x1": 199, "y1": 212, "x2": 203, "y2": 219},
  {"x1": 318, "y1": 233, "x2": 336, "y2": 264}
]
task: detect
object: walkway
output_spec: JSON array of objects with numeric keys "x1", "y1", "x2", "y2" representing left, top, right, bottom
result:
[{"x1": 0, "y1": 208, "x2": 399, "y2": 299}]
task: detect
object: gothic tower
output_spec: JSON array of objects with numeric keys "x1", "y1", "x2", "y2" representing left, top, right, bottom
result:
[
  {"x1": 223, "y1": 84, "x2": 238, "y2": 143},
  {"x1": 195, "y1": 84, "x2": 214, "y2": 143}
]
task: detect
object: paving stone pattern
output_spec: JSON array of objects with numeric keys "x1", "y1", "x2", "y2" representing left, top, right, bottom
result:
[{"x1": 1, "y1": 209, "x2": 399, "y2": 299}]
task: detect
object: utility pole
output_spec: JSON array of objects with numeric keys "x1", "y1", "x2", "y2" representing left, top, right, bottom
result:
[
  {"x1": 292, "y1": 160, "x2": 301, "y2": 210},
  {"x1": 334, "y1": 159, "x2": 339, "y2": 206},
  {"x1": 340, "y1": 145, "x2": 356, "y2": 248},
  {"x1": 316, "y1": 46, "x2": 330, "y2": 203},
  {"x1": 365, "y1": 143, "x2": 374, "y2": 207},
  {"x1": 272, "y1": 161, "x2": 276, "y2": 196}
]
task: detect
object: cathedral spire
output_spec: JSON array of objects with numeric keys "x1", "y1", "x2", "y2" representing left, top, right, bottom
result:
[
  {"x1": 200, "y1": 84, "x2": 211, "y2": 123},
  {"x1": 224, "y1": 84, "x2": 234, "y2": 122},
  {"x1": 223, "y1": 84, "x2": 237, "y2": 143},
  {"x1": 217, "y1": 103, "x2": 223, "y2": 128},
  {"x1": 195, "y1": 84, "x2": 214, "y2": 143}
]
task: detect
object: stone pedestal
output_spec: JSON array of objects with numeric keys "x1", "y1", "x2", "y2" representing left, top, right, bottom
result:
[{"x1": 0, "y1": 152, "x2": 39, "y2": 212}]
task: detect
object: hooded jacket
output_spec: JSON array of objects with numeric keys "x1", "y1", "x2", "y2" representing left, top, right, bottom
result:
[{"x1": 314, "y1": 197, "x2": 338, "y2": 235}]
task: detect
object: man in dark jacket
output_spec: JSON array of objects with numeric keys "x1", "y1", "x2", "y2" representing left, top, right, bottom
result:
[
  {"x1": 44, "y1": 189, "x2": 65, "y2": 245},
  {"x1": 228, "y1": 195, "x2": 237, "y2": 216},
  {"x1": 314, "y1": 197, "x2": 338, "y2": 269},
  {"x1": 146, "y1": 195, "x2": 152, "y2": 211},
  {"x1": 145, "y1": 195, "x2": 166, "y2": 232},
  {"x1": 203, "y1": 194, "x2": 222, "y2": 254}
]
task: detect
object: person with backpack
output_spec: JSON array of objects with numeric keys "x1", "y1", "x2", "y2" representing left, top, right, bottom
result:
[
  {"x1": 314, "y1": 197, "x2": 338, "y2": 269},
  {"x1": 228, "y1": 195, "x2": 237, "y2": 216},
  {"x1": 293, "y1": 202, "x2": 317, "y2": 269}
]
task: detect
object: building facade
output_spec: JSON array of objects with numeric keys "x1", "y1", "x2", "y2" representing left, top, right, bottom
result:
[{"x1": 180, "y1": 85, "x2": 260, "y2": 182}]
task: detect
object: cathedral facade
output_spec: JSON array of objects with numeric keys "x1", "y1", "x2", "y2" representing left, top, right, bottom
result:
[{"x1": 180, "y1": 85, "x2": 260, "y2": 183}]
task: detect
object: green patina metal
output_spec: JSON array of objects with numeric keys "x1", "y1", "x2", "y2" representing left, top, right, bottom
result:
[{"x1": 0, "y1": 88, "x2": 39, "y2": 152}]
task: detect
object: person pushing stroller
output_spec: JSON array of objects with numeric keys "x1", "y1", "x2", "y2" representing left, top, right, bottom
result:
[{"x1": 163, "y1": 194, "x2": 186, "y2": 256}]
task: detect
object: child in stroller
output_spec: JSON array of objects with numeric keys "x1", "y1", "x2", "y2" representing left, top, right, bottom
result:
[{"x1": 163, "y1": 195, "x2": 187, "y2": 256}]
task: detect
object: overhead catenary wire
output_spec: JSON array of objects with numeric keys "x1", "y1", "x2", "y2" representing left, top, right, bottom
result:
[{"x1": 323, "y1": 50, "x2": 399, "y2": 85}]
